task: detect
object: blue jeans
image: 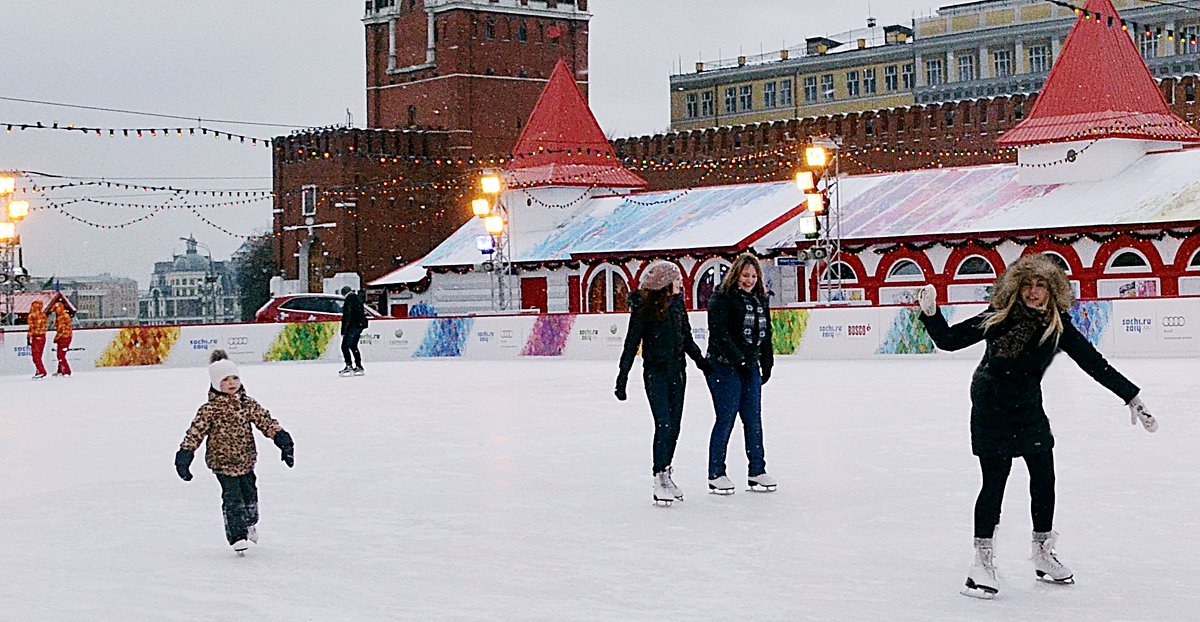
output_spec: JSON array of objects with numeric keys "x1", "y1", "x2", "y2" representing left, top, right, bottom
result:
[{"x1": 706, "y1": 362, "x2": 766, "y2": 479}]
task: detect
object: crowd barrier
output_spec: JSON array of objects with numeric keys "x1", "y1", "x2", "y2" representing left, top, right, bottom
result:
[{"x1": 1, "y1": 298, "x2": 1196, "y2": 376}]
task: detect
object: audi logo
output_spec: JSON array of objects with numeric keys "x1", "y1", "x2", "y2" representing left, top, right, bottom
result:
[
  {"x1": 1162, "y1": 316, "x2": 1187, "y2": 328},
  {"x1": 227, "y1": 337, "x2": 250, "y2": 346}
]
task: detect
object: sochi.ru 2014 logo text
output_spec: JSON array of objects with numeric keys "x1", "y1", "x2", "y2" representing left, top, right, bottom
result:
[
  {"x1": 1161, "y1": 316, "x2": 1186, "y2": 328},
  {"x1": 1121, "y1": 318, "x2": 1152, "y2": 333}
]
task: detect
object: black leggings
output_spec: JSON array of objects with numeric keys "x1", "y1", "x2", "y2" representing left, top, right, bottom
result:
[
  {"x1": 974, "y1": 451, "x2": 1055, "y2": 539},
  {"x1": 644, "y1": 367, "x2": 685, "y2": 475},
  {"x1": 341, "y1": 328, "x2": 363, "y2": 367}
]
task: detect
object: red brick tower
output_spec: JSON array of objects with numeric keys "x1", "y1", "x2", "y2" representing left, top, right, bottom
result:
[{"x1": 364, "y1": 0, "x2": 591, "y2": 156}]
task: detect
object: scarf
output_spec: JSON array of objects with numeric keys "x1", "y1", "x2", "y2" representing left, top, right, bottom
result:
[{"x1": 992, "y1": 303, "x2": 1049, "y2": 359}]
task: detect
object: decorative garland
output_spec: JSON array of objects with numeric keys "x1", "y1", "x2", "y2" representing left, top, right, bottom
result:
[{"x1": 3, "y1": 122, "x2": 270, "y2": 146}]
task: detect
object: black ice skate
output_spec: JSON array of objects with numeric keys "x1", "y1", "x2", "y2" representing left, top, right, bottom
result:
[
  {"x1": 231, "y1": 539, "x2": 250, "y2": 556},
  {"x1": 353, "y1": 366, "x2": 365, "y2": 376},
  {"x1": 338, "y1": 366, "x2": 354, "y2": 377}
]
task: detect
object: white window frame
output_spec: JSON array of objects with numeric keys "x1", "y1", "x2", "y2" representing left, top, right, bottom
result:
[
  {"x1": 700, "y1": 91, "x2": 714, "y2": 117},
  {"x1": 902, "y1": 63, "x2": 916, "y2": 90},
  {"x1": 685, "y1": 93, "x2": 698, "y2": 118},
  {"x1": 779, "y1": 78, "x2": 793, "y2": 106},
  {"x1": 957, "y1": 53, "x2": 976, "y2": 82},
  {"x1": 1028, "y1": 45, "x2": 1050, "y2": 73},
  {"x1": 863, "y1": 67, "x2": 877, "y2": 95},
  {"x1": 926, "y1": 59, "x2": 944, "y2": 86},
  {"x1": 884, "y1": 65, "x2": 898, "y2": 92},
  {"x1": 586, "y1": 265, "x2": 630, "y2": 313},
  {"x1": 301, "y1": 185, "x2": 317, "y2": 217},
  {"x1": 1189, "y1": 248, "x2": 1200, "y2": 270},
  {"x1": 992, "y1": 49, "x2": 1013, "y2": 77},
  {"x1": 724, "y1": 87, "x2": 737, "y2": 114},
  {"x1": 885, "y1": 259, "x2": 925, "y2": 282},
  {"x1": 1139, "y1": 29, "x2": 1160, "y2": 60},
  {"x1": 820, "y1": 261, "x2": 859, "y2": 284},
  {"x1": 1104, "y1": 248, "x2": 1153, "y2": 273},
  {"x1": 738, "y1": 85, "x2": 753, "y2": 111},
  {"x1": 693, "y1": 259, "x2": 732, "y2": 309},
  {"x1": 804, "y1": 76, "x2": 818, "y2": 102},
  {"x1": 1043, "y1": 252, "x2": 1072, "y2": 274},
  {"x1": 846, "y1": 70, "x2": 860, "y2": 98},
  {"x1": 955, "y1": 255, "x2": 996, "y2": 278},
  {"x1": 821, "y1": 74, "x2": 835, "y2": 100},
  {"x1": 763, "y1": 81, "x2": 777, "y2": 108}
]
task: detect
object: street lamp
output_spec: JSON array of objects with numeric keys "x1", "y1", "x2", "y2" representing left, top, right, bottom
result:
[
  {"x1": 0, "y1": 172, "x2": 32, "y2": 325},
  {"x1": 472, "y1": 172, "x2": 513, "y2": 310},
  {"x1": 794, "y1": 137, "x2": 844, "y2": 303},
  {"x1": 180, "y1": 237, "x2": 219, "y2": 324}
]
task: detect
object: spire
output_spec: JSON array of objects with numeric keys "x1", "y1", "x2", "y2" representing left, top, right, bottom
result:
[
  {"x1": 998, "y1": 0, "x2": 1200, "y2": 146},
  {"x1": 505, "y1": 59, "x2": 646, "y2": 189}
]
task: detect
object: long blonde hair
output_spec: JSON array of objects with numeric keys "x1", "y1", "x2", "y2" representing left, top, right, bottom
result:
[
  {"x1": 981, "y1": 254, "x2": 1073, "y2": 344},
  {"x1": 717, "y1": 254, "x2": 766, "y2": 298}
]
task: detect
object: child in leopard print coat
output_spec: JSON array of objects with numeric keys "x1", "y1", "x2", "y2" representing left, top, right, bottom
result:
[{"x1": 175, "y1": 350, "x2": 294, "y2": 553}]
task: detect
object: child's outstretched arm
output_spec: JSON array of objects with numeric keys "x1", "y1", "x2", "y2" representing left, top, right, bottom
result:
[
  {"x1": 245, "y1": 399, "x2": 293, "y2": 467},
  {"x1": 175, "y1": 407, "x2": 210, "y2": 481}
]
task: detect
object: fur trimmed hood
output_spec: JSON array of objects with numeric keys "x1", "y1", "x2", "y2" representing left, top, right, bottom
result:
[{"x1": 991, "y1": 254, "x2": 1073, "y2": 313}]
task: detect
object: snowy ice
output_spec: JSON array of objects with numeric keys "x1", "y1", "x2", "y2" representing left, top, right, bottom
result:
[{"x1": 2, "y1": 357, "x2": 1196, "y2": 620}]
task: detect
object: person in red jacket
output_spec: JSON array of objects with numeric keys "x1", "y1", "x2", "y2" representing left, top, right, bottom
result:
[
  {"x1": 50, "y1": 301, "x2": 73, "y2": 377},
  {"x1": 26, "y1": 300, "x2": 48, "y2": 379}
]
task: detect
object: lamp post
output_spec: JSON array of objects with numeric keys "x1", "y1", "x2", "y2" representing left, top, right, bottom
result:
[
  {"x1": 181, "y1": 237, "x2": 219, "y2": 324},
  {"x1": 473, "y1": 172, "x2": 514, "y2": 311},
  {"x1": 1, "y1": 173, "x2": 32, "y2": 326},
  {"x1": 796, "y1": 136, "x2": 844, "y2": 304}
]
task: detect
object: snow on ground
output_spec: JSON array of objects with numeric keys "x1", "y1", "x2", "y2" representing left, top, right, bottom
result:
[{"x1": 1, "y1": 356, "x2": 1197, "y2": 621}]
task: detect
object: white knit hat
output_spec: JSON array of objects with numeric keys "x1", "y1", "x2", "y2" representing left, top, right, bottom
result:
[{"x1": 208, "y1": 358, "x2": 240, "y2": 391}]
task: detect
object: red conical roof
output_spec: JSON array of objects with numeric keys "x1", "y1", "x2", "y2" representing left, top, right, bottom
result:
[
  {"x1": 998, "y1": 0, "x2": 1200, "y2": 146},
  {"x1": 505, "y1": 59, "x2": 646, "y2": 189}
]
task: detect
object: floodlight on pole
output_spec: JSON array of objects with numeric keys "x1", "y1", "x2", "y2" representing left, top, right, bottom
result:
[
  {"x1": 795, "y1": 171, "x2": 815, "y2": 192},
  {"x1": 0, "y1": 222, "x2": 14, "y2": 242},
  {"x1": 0, "y1": 176, "x2": 14, "y2": 196},
  {"x1": 805, "y1": 193, "x2": 826, "y2": 214},
  {"x1": 804, "y1": 146, "x2": 828, "y2": 169},
  {"x1": 8, "y1": 200, "x2": 29, "y2": 221},
  {"x1": 471, "y1": 198, "x2": 491, "y2": 217},
  {"x1": 484, "y1": 215, "x2": 505, "y2": 235},
  {"x1": 480, "y1": 173, "x2": 502, "y2": 195},
  {"x1": 798, "y1": 214, "x2": 819, "y2": 239}
]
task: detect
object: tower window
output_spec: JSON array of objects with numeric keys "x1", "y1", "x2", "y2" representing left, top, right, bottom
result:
[
  {"x1": 484, "y1": 19, "x2": 495, "y2": 40},
  {"x1": 517, "y1": 21, "x2": 528, "y2": 43}
]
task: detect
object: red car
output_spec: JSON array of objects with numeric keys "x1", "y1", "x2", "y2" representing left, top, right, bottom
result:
[{"x1": 254, "y1": 294, "x2": 383, "y2": 323}]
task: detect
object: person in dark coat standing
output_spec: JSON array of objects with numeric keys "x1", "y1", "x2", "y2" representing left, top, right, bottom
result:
[
  {"x1": 704, "y1": 254, "x2": 776, "y2": 495},
  {"x1": 616, "y1": 261, "x2": 710, "y2": 505},
  {"x1": 916, "y1": 253, "x2": 1158, "y2": 599},
  {"x1": 339, "y1": 290, "x2": 369, "y2": 376}
]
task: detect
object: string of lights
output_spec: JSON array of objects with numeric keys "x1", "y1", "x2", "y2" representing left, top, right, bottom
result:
[{"x1": 2, "y1": 121, "x2": 271, "y2": 145}]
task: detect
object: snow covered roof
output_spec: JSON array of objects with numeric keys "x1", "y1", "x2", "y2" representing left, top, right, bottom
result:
[
  {"x1": 997, "y1": 0, "x2": 1200, "y2": 147},
  {"x1": 0, "y1": 291, "x2": 76, "y2": 318},
  {"x1": 418, "y1": 181, "x2": 806, "y2": 269},
  {"x1": 834, "y1": 148, "x2": 1200, "y2": 240},
  {"x1": 367, "y1": 256, "x2": 430, "y2": 287}
]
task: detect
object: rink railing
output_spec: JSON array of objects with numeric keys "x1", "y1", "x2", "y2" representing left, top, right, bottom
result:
[{"x1": 1, "y1": 297, "x2": 1196, "y2": 375}]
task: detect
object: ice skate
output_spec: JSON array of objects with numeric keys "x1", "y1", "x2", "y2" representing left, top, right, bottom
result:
[
  {"x1": 32, "y1": 373, "x2": 46, "y2": 380},
  {"x1": 708, "y1": 475, "x2": 735, "y2": 495},
  {"x1": 352, "y1": 366, "x2": 365, "y2": 376},
  {"x1": 663, "y1": 466, "x2": 683, "y2": 500},
  {"x1": 231, "y1": 539, "x2": 250, "y2": 556},
  {"x1": 748, "y1": 473, "x2": 777, "y2": 492},
  {"x1": 338, "y1": 366, "x2": 354, "y2": 377},
  {"x1": 247, "y1": 525, "x2": 258, "y2": 544},
  {"x1": 1032, "y1": 531, "x2": 1074, "y2": 585},
  {"x1": 652, "y1": 472, "x2": 674, "y2": 506},
  {"x1": 962, "y1": 537, "x2": 999, "y2": 599}
]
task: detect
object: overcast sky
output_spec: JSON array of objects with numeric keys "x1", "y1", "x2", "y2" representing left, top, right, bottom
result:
[{"x1": 0, "y1": 0, "x2": 945, "y2": 288}]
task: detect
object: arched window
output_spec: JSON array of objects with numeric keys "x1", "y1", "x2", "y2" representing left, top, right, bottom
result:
[
  {"x1": 517, "y1": 21, "x2": 528, "y2": 43},
  {"x1": 693, "y1": 260, "x2": 731, "y2": 309},
  {"x1": 885, "y1": 258, "x2": 924, "y2": 282},
  {"x1": 1043, "y1": 252, "x2": 1071, "y2": 274},
  {"x1": 586, "y1": 266, "x2": 629, "y2": 313},
  {"x1": 955, "y1": 255, "x2": 995, "y2": 278},
  {"x1": 1188, "y1": 248, "x2": 1200, "y2": 270},
  {"x1": 1106, "y1": 249, "x2": 1151, "y2": 272},
  {"x1": 821, "y1": 261, "x2": 858, "y2": 283},
  {"x1": 484, "y1": 18, "x2": 495, "y2": 40}
]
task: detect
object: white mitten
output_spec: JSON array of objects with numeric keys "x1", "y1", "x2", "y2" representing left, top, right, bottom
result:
[
  {"x1": 917, "y1": 284, "x2": 938, "y2": 316},
  {"x1": 1128, "y1": 396, "x2": 1158, "y2": 433}
]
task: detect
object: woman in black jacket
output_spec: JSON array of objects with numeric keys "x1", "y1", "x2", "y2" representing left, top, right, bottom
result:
[
  {"x1": 704, "y1": 254, "x2": 775, "y2": 495},
  {"x1": 917, "y1": 253, "x2": 1158, "y2": 599},
  {"x1": 339, "y1": 290, "x2": 369, "y2": 376},
  {"x1": 616, "y1": 261, "x2": 709, "y2": 506}
]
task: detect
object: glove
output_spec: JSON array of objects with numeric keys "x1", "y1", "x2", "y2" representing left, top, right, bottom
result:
[
  {"x1": 174, "y1": 449, "x2": 194, "y2": 481},
  {"x1": 916, "y1": 284, "x2": 937, "y2": 316},
  {"x1": 273, "y1": 430, "x2": 295, "y2": 467},
  {"x1": 761, "y1": 365, "x2": 772, "y2": 385},
  {"x1": 614, "y1": 373, "x2": 628, "y2": 401},
  {"x1": 695, "y1": 357, "x2": 713, "y2": 375},
  {"x1": 1127, "y1": 396, "x2": 1158, "y2": 433}
]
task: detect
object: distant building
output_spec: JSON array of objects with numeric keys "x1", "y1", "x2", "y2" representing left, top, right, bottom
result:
[
  {"x1": 48, "y1": 274, "x2": 140, "y2": 326},
  {"x1": 139, "y1": 236, "x2": 239, "y2": 325}
]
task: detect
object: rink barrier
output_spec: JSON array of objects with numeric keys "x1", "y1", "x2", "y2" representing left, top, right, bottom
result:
[{"x1": 1, "y1": 298, "x2": 1196, "y2": 375}]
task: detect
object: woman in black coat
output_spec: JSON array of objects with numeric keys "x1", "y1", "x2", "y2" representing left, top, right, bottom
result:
[
  {"x1": 917, "y1": 253, "x2": 1158, "y2": 599},
  {"x1": 704, "y1": 254, "x2": 775, "y2": 495},
  {"x1": 615, "y1": 261, "x2": 709, "y2": 505}
]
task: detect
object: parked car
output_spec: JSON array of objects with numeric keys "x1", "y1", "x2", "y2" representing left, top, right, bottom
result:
[{"x1": 254, "y1": 294, "x2": 383, "y2": 323}]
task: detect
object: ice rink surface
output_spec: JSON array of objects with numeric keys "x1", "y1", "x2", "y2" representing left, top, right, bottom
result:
[{"x1": 2, "y1": 356, "x2": 1196, "y2": 621}]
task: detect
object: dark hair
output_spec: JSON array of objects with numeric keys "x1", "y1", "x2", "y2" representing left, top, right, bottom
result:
[
  {"x1": 209, "y1": 349, "x2": 229, "y2": 364},
  {"x1": 717, "y1": 254, "x2": 766, "y2": 298},
  {"x1": 642, "y1": 287, "x2": 673, "y2": 322}
]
